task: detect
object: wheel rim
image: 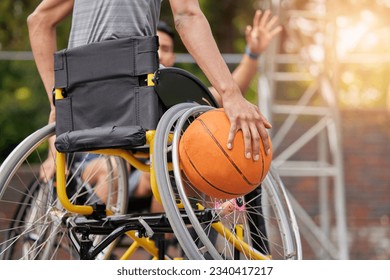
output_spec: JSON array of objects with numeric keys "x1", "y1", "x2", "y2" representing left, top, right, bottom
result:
[{"x1": 0, "y1": 124, "x2": 128, "y2": 259}]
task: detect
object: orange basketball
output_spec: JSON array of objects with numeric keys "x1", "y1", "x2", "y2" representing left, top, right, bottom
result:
[{"x1": 179, "y1": 109, "x2": 272, "y2": 199}]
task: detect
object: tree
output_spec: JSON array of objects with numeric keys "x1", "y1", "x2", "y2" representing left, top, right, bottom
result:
[{"x1": 0, "y1": 0, "x2": 70, "y2": 161}]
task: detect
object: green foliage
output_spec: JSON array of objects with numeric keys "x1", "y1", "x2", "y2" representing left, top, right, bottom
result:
[
  {"x1": 0, "y1": 0, "x2": 71, "y2": 51},
  {"x1": 0, "y1": 61, "x2": 49, "y2": 160},
  {"x1": 0, "y1": 1, "x2": 70, "y2": 161}
]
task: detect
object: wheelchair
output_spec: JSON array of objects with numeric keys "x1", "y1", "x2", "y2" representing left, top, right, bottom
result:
[{"x1": 0, "y1": 37, "x2": 301, "y2": 260}]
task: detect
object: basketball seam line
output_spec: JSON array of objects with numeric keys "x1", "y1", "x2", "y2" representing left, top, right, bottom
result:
[
  {"x1": 184, "y1": 150, "x2": 246, "y2": 196},
  {"x1": 198, "y1": 118, "x2": 260, "y2": 186}
]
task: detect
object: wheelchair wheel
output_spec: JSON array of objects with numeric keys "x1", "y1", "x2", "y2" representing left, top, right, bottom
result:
[
  {"x1": 0, "y1": 123, "x2": 128, "y2": 259},
  {"x1": 154, "y1": 104, "x2": 302, "y2": 260}
]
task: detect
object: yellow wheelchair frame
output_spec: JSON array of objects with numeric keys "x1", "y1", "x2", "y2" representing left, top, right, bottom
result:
[
  {"x1": 54, "y1": 79, "x2": 270, "y2": 260},
  {"x1": 0, "y1": 56, "x2": 301, "y2": 260}
]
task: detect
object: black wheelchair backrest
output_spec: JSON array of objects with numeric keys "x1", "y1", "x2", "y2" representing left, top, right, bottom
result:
[{"x1": 153, "y1": 67, "x2": 220, "y2": 108}]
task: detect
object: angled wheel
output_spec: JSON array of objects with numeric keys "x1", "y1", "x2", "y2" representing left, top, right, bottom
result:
[
  {"x1": 0, "y1": 123, "x2": 128, "y2": 259},
  {"x1": 154, "y1": 105, "x2": 302, "y2": 260}
]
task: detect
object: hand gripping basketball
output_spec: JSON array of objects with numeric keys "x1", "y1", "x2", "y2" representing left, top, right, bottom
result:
[{"x1": 179, "y1": 109, "x2": 272, "y2": 199}]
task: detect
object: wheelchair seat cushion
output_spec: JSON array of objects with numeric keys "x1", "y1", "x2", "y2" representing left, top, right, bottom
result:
[{"x1": 55, "y1": 125, "x2": 146, "y2": 153}]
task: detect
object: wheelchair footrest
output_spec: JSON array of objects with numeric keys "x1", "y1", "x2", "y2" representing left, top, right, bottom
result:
[{"x1": 55, "y1": 125, "x2": 146, "y2": 153}]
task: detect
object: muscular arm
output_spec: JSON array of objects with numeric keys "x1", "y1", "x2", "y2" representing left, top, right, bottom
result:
[
  {"x1": 169, "y1": 0, "x2": 272, "y2": 159},
  {"x1": 27, "y1": 0, "x2": 74, "y2": 123},
  {"x1": 27, "y1": 0, "x2": 74, "y2": 181},
  {"x1": 169, "y1": 1, "x2": 239, "y2": 100}
]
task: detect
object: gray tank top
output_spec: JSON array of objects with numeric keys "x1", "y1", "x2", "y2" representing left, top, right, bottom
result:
[{"x1": 68, "y1": 0, "x2": 162, "y2": 48}]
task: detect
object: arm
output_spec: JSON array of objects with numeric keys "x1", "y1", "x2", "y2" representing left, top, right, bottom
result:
[
  {"x1": 27, "y1": 0, "x2": 74, "y2": 123},
  {"x1": 210, "y1": 10, "x2": 282, "y2": 103},
  {"x1": 27, "y1": 0, "x2": 74, "y2": 181},
  {"x1": 169, "y1": 0, "x2": 271, "y2": 159},
  {"x1": 232, "y1": 10, "x2": 282, "y2": 93}
]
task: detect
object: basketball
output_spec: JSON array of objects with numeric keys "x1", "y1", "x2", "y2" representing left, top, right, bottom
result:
[{"x1": 179, "y1": 109, "x2": 272, "y2": 199}]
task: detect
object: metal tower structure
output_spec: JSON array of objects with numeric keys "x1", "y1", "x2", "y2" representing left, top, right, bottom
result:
[{"x1": 258, "y1": 0, "x2": 348, "y2": 259}]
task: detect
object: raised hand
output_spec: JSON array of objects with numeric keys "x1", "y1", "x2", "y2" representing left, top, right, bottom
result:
[{"x1": 245, "y1": 10, "x2": 282, "y2": 56}]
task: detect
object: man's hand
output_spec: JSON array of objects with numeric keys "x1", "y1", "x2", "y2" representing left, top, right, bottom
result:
[
  {"x1": 222, "y1": 89, "x2": 272, "y2": 161},
  {"x1": 245, "y1": 9, "x2": 282, "y2": 56},
  {"x1": 221, "y1": 9, "x2": 280, "y2": 160}
]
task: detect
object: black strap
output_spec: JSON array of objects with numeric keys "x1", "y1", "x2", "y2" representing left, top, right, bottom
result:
[{"x1": 54, "y1": 36, "x2": 159, "y2": 89}]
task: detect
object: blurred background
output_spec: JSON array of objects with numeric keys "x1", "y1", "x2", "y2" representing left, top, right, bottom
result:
[{"x1": 0, "y1": 0, "x2": 389, "y2": 259}]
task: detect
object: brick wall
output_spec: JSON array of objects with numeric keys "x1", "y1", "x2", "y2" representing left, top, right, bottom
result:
[
  {"x1": 342, "y1": 109, "x2": 390, "y2": 259},
  {"x1": 282, "y1": 109, "x2": 390, "y2": 259}
]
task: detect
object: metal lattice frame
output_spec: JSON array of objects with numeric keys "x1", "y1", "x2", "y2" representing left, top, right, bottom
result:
[{"x1": 258, "y1": 0, "x2": 349, "y2": 259}]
